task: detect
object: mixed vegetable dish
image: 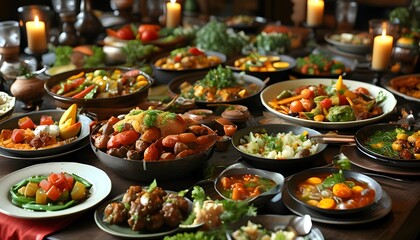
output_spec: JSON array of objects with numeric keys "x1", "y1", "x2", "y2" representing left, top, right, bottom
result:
[
  {"x1": 237, "y1": 130, "x2": 319, "y2": 159},
  {"x1": 0, "y1": 104, "x2": 81, "y2": 150},
  {"x1": 217, "y1": 174, "x2": 276, "y2": 201},
  {"x1": 154, "y1": 46, "x2": 223, "y2": 70},
  {"x1": 179, "y1": 65, "x2": 261, "y2": 102},
  {"x1": 10, "y1": 172, "x2": 92, "y2": 211},
  {"x1": 49, "y1": 69, "x2": 150, "y2": 99},
  {"x1": 364, "y1": 126, "x2": 420, "y2": 160},
  {"x1": 268, "y1": 76, "x2": 386, "y2": 122},
  {"x1": 295, "y1": 53, "x2": 350, "y2": 75},
  {"x1": 232, "y1": 53, "x2": 290, "y2": 72}
]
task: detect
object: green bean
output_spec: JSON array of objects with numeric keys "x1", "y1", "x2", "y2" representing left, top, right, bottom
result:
[
  {"x1": 10, "y1": 190, "x2": 33, "y2": 206},
  {"x1": 11, "y1": 175, "x2": 47, "y2": 191},
  {"x1": 22, "y1": 200, "x2": 76, "y2": 211},
  {"x1": 71, "y1": 174, "x2": 92, "y2": 189}
]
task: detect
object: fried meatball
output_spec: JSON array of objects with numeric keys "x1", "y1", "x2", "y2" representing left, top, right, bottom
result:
[{"x1": 103, "y1": 202, "x2": 128, "y2": 224}]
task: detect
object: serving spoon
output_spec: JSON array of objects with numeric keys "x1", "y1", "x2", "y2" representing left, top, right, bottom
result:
[{"x1": 274, "y1": 214, "x2": 312, "y2": 236}]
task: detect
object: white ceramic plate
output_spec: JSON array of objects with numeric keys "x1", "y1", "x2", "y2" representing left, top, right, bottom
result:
[
  {"x1": 324, "y1": 33, "x2": 371, "y2": 55},
  {"x1": 384, "y1": 74, "x2": 420, "y2": 103},
  {"x1": 0, "y1": 162, "x2": 111, "y2": 219},
  {"x1": 260, "y1": 78, "x2": 397, "y2": 129},
  {"x1": 0, "y1": 92, "x2": 15, "y2": 121}
]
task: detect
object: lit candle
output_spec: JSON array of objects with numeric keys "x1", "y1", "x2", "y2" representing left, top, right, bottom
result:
[
  {"x1": 166, "y1": 0, "x2": 181, "y2": 28},
  {"x1": 307, "y1": 0, "x2": 324, "y2": 26},
  {"x1": 371, "y1": 29, "x2": 393, "y2": 70},
  {"x1": 25, "y1": 15, "x2": 47, "y2": 53}
]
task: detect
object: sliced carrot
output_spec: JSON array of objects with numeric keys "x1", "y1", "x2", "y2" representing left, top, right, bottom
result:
[{"x1": 277, "y1": 94, "x2": 303, "y2": 105}]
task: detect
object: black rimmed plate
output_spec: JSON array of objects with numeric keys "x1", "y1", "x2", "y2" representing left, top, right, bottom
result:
[
  {"x1": 0, "y1": 110, "x2": 92, "y2": 157},
  {"x1": 94, "y1": 191, "x2": 192, "y2": 239},
  {"x1": 231, "y1": 124, "x2": 327, "y2": 171},
  {"x1": 286, "y1": 167, "x2": 383, "y2": 215},
  {"x1": 355, "y1": 124, "x2": 420, "y2": 168},
  {"x1": 168, "y1": 71, "x2": 266, "y2": 107},
  {"x1": 282, "y1": 187, "x2": 392, "y2": 225},
  {"x1": 341, "y1": 145, "x2": 420, "y2": 176}
]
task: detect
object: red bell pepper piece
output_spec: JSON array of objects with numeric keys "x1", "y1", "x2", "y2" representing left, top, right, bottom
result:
[{"x1": 72, "y1": 85, "x2": 96, "y2": 99}]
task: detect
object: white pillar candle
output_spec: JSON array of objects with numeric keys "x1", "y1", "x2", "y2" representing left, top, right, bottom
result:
[
  {"x1": 166, "y1": 0, "x2": 181, "y2": 28},
  {"x1": 307, "y1": 0, "x2": 324, "y2": 26},
  {"x1": 371, "y1": 29, "x2": 393, "y2": 70},
  {"x1": 25, "y1": 16, "x2": 47, "y2": 53}
]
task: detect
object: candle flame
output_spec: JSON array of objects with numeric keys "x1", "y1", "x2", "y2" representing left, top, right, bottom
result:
[
  {"x1": 382, "y1": 28, "x2": 387, "y2": 37},
  {"x1": 34, "y1": 15, "x2": 39, "y2": 23},
  {"x1": 170, "y1": 0, "x2": 176, "y2": 3}
]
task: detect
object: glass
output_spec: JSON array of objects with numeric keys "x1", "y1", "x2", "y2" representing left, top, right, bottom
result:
[
  {"x1": 369, "y1": 19, "x2": 399, "y2": 38},
  {"x1": 335, "y1": 0, "x2": 357, "y2": 31},
  {"x1": 0, "y1": 21, "x2": 25, "y2": 82},
  {"x1": 17, "y1": 5, "x2": 52, "y2": 53},
  {"x1": 51, "y1": 0, "x2": 77, "y2": 13},
  {"x1": 0, "y1": 21, "x2": 20, "y2": 48}
]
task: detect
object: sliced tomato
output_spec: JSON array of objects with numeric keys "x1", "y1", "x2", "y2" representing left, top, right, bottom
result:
[
  {"x1": 11, "y1": 129, "x2": 25, "y2": 143},
  {"x1": 46, "y1": 185, "x2": 61, "y2": 201},
  {"x1": 39, "y1": 179, "x2": 53, "y2": 192},
  {"x1": 18, "y1": 116, "x2": 36, "y2": 129},
  {"x1": 48, "y1": 173, "x2": 67, "y2": 191},
  {"x1": 40, "y1": 115, "x2": 55, "y2": 125},
  {"x1": 64, "y1": 173, "x2": 74, "y2": 191}
]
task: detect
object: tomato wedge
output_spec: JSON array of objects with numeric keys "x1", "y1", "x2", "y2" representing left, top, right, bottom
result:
[
  {"x1": 18, "y1": 116, "x2": 36, "y2": 129},
  {"x1": 39, "y1": 179, "x2": 53, "y2": 192}
]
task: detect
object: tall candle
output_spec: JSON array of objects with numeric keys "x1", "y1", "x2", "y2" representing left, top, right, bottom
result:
[
  {"x1": 166, "y1": 0, "x2": 181, "y2": 28},
  {"x1": 307, "y1": 0, "x2": 324, "y2": 26},
  {"x1": 371, "y1": 29, "x2": 393, "y2": 70},
  {"x1": 25, "y1": 16, "x2": 47, "y2": 53}
]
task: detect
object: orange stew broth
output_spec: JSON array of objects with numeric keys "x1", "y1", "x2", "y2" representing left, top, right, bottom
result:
[
  {"x1": 295, "y1": 173, "x2": 376, "y2": 210},
  {"x1": 219, "y1": 174, "x2": 276, "y2": 201}
]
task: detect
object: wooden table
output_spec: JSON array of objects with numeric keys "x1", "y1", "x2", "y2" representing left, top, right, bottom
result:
[{"x1": 1, "y1": 67, "x2": 419, "y2": 240}]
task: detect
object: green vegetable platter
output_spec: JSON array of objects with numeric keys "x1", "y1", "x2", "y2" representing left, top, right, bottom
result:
[
  {"x1": 0, "y1": 162, "x2": 111, "y2": 219},
  {"x1": 260, "y1": 78, "x2": 397, "y2": 129}
]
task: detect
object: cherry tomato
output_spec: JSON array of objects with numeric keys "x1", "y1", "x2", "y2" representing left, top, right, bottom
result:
[
  {"x1": 11, "y1": 129, "x2": 25, "y2": 143},
  {"x1": 300, "y1": 88, "x2": 314, "y2": 99},
  {"x1": 116, "y1": 25, "x2": 135, "y2": 40},
  {"x1": 320, "y1": 98, "x2": 332, "y2": 109},
  {"x1": 141, "y1": 30, "x2": 159, "y2": 42},
  {"x1": 18, "y1": 116, "x2": 36, "y2": 129},
  {"x1": 188, "y1": 47, "x2": 204, "y2": 55},
  {"x1": 300, "y1": 98, "x2": 314, "y2": 112},
  {"x1": 290, "y1": 100, "x2": 304, "y2": 113},
  {"x1": 138, "y1": 24, "x2": 161, "y2": 34},
  {"x1": 40, "y1": 115, "x2": 54, "y2": 125}
]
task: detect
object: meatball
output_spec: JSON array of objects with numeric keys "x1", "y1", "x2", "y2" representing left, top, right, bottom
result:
[
  {"x1": 162, "y1": 202, "x2": 183, "y2": 228},
  {"x1": 103, "y1": 202, "x2": 128, "y2": 224},
  {"x1": 128, "y1": 197, "x2": 147, "y2": 231},
  {"x1": 122, "y1": 185, "x2": 143, "y2": 204}
]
